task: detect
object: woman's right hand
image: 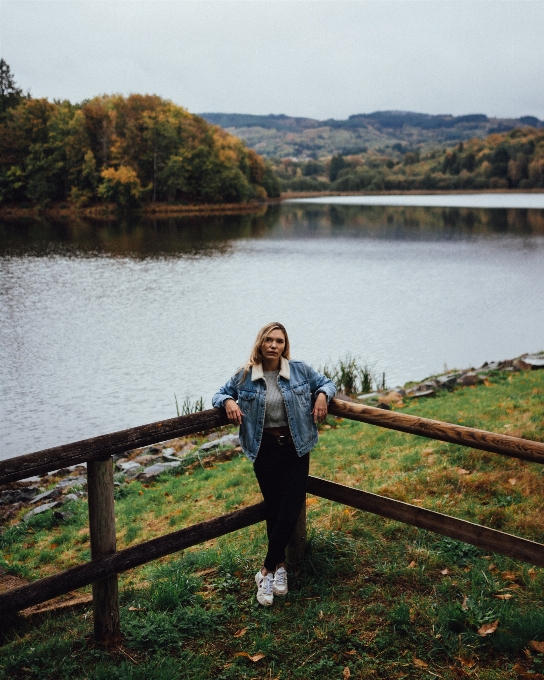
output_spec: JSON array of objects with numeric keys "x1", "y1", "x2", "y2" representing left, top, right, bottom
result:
[{"x1": 225, "y1": 399, "x2": 244, "y2": 426}]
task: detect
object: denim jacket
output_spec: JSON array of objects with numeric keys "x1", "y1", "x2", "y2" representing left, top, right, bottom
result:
[{"x1": 212, "y1": 357, "x2": 336, "y2": 462}]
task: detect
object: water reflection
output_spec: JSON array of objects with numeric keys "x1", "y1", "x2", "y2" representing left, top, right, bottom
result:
[{"x1": 1, "y1": 204, "x2": 543, "y2": 258}]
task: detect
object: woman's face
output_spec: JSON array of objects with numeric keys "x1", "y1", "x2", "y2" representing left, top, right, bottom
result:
[{"x1": 260, "y1": 328, "x2": 286, "y2": 363}]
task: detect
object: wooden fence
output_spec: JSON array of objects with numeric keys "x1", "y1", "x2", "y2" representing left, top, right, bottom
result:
[{"x1": 1, "y1": 399, "x2": 544, "y2": 644}]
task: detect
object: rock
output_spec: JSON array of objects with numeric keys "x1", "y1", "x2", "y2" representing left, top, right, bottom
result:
[
  {"x1": 407, "y1": 389, "x2": 436, "y2": 398},
  {"x1": 31, "y1": 487, "x2": 62, "y2": 504},
  {"x1": 207, "y1": 432, "x2": 221, "y2": 442},
  {"x1": 162, "y1": 453, "x2": 183, "y2": 462},
  {"x1": 124, "y1": 466, "x2": 144, "y2": 480},
  {"x1": 24, "y1": 501, "x2": 60, "y2": 522},
  {"x1": 357, "y1": 392, "x2": 380, "y2": 401},
  {"x1": 162, "y1": 447, "x2": 175, "y2": 456},
  {"x1": 63, "y1": 493, "x2": 79, "y2": 502},
  {"x1": 117, "y1": 461, "x2": 143, "y2": 473},
  {"x1": 459, "y1": 372, "x2": 480, "y2": 386},
  {"x1": 53, "y1": 510, "x2": 74, "y2": 522},
  {"x1": 514, "y1": 356, "x2": 544, "y2": 370},
  {"x1": 180, "y1": 443, "x2": 197, "y2": 454},
  {"x1": 497, "y1": 360, "x2": 513, "y2": 369},
  {"x1": 132, "y1": 454, "x2": 160, "y2": 466},
  {"x1": 199, "y1": 434, "x2": 240, "y2": 452},
  {"x1": 56, "y1": 475, "x2": 86, "y2": 490},
  {"x1": 378, "y1": 391, "x2": 404, "y2": 406},
  {"x1": 0, "y1": 488, "x2": 39, "y2": 505},
  {"x1": 436, "y1": 374, "x2": 458, "y2": 389},
  {"x1": 137, "y1": 461, "x2": 182, "y2": 480}
]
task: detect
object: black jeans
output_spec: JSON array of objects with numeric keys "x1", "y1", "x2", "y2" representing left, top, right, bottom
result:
[{"x1": 253, "y1": 432, "x2": 310, "y2": 571}]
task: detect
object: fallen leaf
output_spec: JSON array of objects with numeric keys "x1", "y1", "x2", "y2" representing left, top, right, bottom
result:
[
  {"x1": 128, "y1": 606, "x2": 143, "y2": 611},
  {"x1": 306, "y1": 497, "x2": 318, "y2": 506},
  {"x1": 347, "y1": 627, "x2": 357, "y2": 635},
  {"x1": 344, "y1": 650, "x2": 356, "y2": 656},
  {"x1": 530, "y1": 640, "x2": 544, "y2": 653},
  {"x1": 408, "y1": 560, "x2": 417, "y2": 569},
  {"x1": 409, "y1": 608, "x2": 417, "y2": 623},
  {"x1": 195, "y1": 568, "x2": 217, "y2": 577},
  {"x1": 501, "y1": 571, "x2": 517, "y2": 581},
  {"x1": 413, "y1": 657, "x2": 429, "y2": 667},
  {"x1": 461, "y1": 595, "x2": 468, "y2": 610},
  {"x1": 493, "y1": 593, "x2": 513, "y2": 600},
  {"x1": 488, "y1": 563, "x2": 497, "y2": 573},
  {"x1": 343, "y1": 667, "x2": 351, "y2": 679},
  {"x1": 441, "y1": 568, "x2": 449, "y2": 575},
  {"x1": 412, "y1": 498, "x2": 424, "y2": 503},
  {"x1": 478, "y1": 620, "x2": 499, "y2": 636},
  {"x1": 233, "y1": 628, "x2": 247, "y2": 638},
  {"x1": 234, "y1": 652, "x2": 265, "y2": 663},
  {"x1": 457, "y1": 657, "x2": 476, "y2": 668},
  {"x1": 508, "y1": 478, "x2": 517, "y2": 485},
  {"x1": 456, "y1": 468, "x2": 471, "y2": 475},
  {"x1": 528, "y1": 567, "x2": 537, "y2": 579}
]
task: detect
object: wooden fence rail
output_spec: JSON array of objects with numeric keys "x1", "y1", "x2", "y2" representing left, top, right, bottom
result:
[{"x1": 1, "y1": 398, "x2": 544, "y2": 642}]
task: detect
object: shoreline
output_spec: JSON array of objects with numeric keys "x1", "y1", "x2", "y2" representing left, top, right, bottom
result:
[{"x1": 1, "y1": 188, "x2": 543, "y2": 220}]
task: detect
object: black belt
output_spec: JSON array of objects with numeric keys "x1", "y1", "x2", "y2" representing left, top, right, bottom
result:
[{"x1": 263, "y1": 431, "x2": 292, "y2": 446}]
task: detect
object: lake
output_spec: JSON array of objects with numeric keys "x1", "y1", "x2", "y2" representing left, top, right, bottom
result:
[{"x1": 1, "y1": 194, "x2": 544, "y2": 460}]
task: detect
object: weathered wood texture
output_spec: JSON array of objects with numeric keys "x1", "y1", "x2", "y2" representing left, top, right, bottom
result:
[
  {"x1": 0, "y1": 409, "x2": 229, "y2": 484},
  {"x1": 0, "y1": 502, "x2": 265, "y2": 614},
  {"x1": 308, "y1": 476, "x2": 544, "y2": 568},
  {"x1": 87, "y1": 458, "x2": 120, "y2": 643},
  {"x1": 285, "y1": 499, "x2": 307, "y2": 568},
  {"x1": 328, "y1": 399, "x2": 544, "y2": 465}
]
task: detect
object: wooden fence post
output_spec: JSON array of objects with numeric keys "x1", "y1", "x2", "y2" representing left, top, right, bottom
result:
[
  {"x1": 286, "y1": 498, "x2": 307, "y2": 570},
  {"x1": 87, "y1": 457, "x2": 120, "y2": 645}
]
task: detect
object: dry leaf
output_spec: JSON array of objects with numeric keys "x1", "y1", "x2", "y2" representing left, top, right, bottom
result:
[
  {"x1": 461, "y1": 595, "x2": 468, "y2": 610},
  {"x1": 412, "y1": 498, "x2": 424, "y2": 503},
  {"x1": 493, "y1": 593, "x2": 513, "y2": 600},
  {"x1": 457, "y1": 657, "x2": 476, "y2": 668},
  {"x1": 344, "y1": 650, "x2": 356, "y2": 656},
  {"x1": 128, "y1": 606, "x2": 143, "y2": 611},
  {"x1": 233, "y1": 628, "x2": 247, "y2": 638},
  {"x1": 413, "y1": 657, "x2": 429, "y2": 667},
  {"x1": 234, "y1": 652, "x2": 265, "y2": 663},
  {"x1": 488, "y1": 563, "x2": 497, "y2": 573},
  {"x1": 343, "y1": 667, "x2": 351, "y2": 679},
  {"x1": 195, "y1": 568, "x2": 217, "y2": 577},
  {"x1": 306, "y1": 497, "x2": 319, "y2": 506},
  {"x1": 530, "y1": 640, "x2": 544, "y2": 653},
  {"x1": 456, "y1": 468, "x2": 471, "y2": 475},
  {"x1": 409, "y1": 608, "x2": 417, "y2": 623},
  {"x1": 319, "y1": 610, "x2": 324, "y2": 620},
  {"x1": 408, "y1": 560, "x2": 417, "y2": 569},
  {"x1": 478, "y1": 620, "x2": 499, "y2": 636},
  {"x1": 441, "y1": 568, "x2": 449, "y2": 575},
  {"x1": 508, "y1": 478, "x2": 517, "y2": 485},
  {"x1": 528, "y1": 567, "x2": 537, "y2": 579},
  {"x1": 501, "y1": 571, "x2": 517, "y2": 581}
]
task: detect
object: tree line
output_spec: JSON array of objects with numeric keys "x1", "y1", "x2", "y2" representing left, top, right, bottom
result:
[
  {"x1": 0, "y1": 61, "x2": 279, "y2": 208},
  {"x1": 273, "y1": 128, "x2": 544, "y2": 193}
]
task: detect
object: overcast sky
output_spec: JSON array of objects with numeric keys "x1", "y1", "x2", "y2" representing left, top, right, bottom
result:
[{"x1": 1, "y1": 0, "x2": 543, "y2": 121}]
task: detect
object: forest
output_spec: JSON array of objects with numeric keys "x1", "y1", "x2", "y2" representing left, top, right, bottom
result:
[
  {"x1": 0, "y1": 62, "x2": 279, "y2": 208},
  {"x1": 274, "y1": 127, "x2": 544, "y2": 193}
]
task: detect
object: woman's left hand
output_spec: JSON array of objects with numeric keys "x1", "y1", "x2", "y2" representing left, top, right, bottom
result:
[{"x1": 312, "y1": 392, "x2": 328, "y2": 423}]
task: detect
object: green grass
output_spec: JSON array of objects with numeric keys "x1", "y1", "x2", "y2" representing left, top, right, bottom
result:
[{"x1": 1, "y1": 368, "x2": 544, "y2": 678}]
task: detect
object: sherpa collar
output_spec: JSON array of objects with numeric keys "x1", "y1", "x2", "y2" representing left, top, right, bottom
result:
[{"x1": 251, "y1": 356, "x2": 290, "y2": 381}]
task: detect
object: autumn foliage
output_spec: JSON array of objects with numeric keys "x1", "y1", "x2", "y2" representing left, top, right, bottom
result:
[{"x1": 0, "y1": 94, "x2": 280, "y2": 207}]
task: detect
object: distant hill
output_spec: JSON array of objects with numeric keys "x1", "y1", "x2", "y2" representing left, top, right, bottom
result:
[{"x1": 200, "y1": 110, "x2": 544, "y2": 159}]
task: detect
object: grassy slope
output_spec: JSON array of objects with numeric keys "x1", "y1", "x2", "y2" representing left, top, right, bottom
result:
[{"x1": 1, "y1": 369, "x2": 544, "y2": 679}]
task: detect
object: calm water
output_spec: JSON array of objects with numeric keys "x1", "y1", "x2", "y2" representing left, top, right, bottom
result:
[{"x1": 1, "y1": 196, "x2": 544, "y2": 459}]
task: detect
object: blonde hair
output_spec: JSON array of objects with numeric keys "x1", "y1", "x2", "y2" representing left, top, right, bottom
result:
[{"x1": 242, "y1": 322, "x2": 290, "y2": 380}]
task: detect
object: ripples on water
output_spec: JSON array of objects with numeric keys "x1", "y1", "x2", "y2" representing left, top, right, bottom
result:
[{"x1": 1, "y1": 202, "x2": 543, "y2": 458}]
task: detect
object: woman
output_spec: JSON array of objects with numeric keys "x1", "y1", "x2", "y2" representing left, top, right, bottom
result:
[{"x1": 212, "y1": 322, "x2": 336, "y2": 606}]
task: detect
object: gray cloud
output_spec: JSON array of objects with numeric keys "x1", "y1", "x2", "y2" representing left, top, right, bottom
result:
[{"x1": 1, "y1": 0, "x2": 543, "y2": 119}]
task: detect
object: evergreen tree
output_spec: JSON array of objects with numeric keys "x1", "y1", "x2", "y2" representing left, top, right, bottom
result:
[{"x1": 0, "y1": 60, "x2": 23, "y2": 115}]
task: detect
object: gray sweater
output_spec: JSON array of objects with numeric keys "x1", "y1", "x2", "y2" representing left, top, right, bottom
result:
[{"x1": 263, "y1": 370, "x2": 288, "y2": 428}]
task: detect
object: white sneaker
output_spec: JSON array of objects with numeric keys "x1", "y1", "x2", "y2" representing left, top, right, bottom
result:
[
  {"x1": 255, "y1": 570, "x2": 274, "y2": 606},
  {"x1": 273, "y1": 567, "x2": 288, "y2": 596}
]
